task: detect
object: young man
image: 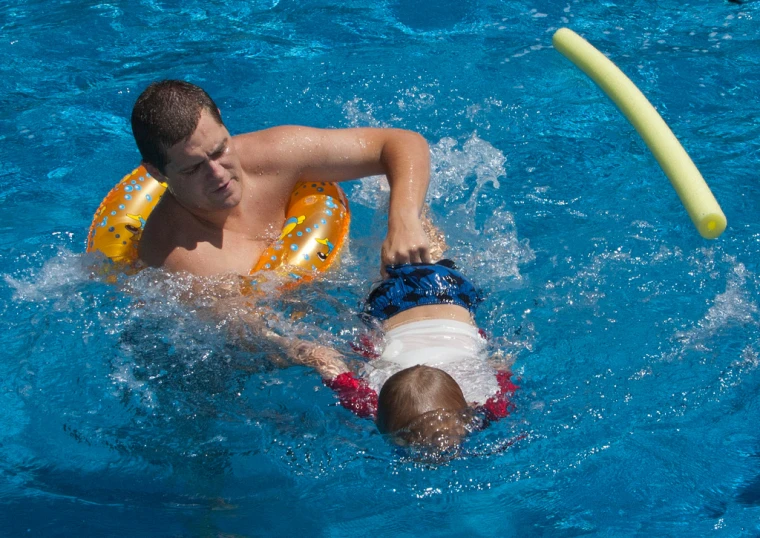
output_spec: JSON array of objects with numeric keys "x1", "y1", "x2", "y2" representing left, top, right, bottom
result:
[{"x1": 131, "y1": 80, "x2": 433, "y2": 277}]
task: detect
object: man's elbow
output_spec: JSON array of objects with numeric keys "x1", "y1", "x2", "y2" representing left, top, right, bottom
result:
[
  {"x1": 381, "y1": 129, "x2": 429, "y2": 163},
  {"x1": 398, "y1": 129, "x2": 428, "y2": 152}
]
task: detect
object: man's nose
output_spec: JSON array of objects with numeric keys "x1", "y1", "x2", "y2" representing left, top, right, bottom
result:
[{"x1": 207, "y1": 159, "x2": 226, "y2": 180}]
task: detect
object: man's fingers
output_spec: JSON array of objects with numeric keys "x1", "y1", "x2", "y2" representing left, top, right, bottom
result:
[
  {"x1": 382, "y1": 244, "x2": 430, "y2": 268},
  {"x1": 382, "y1": 227, "x2": 433, "y2": 272},
  {"x1": 418, "y1": 244, "x2": 432, "y2": 264},
  {"x1": 393, "y1": 253, "x2": 410, "y2": 265},
  {"x1": 380, "y1": 248, "x2": 397, "y2": 267},
  {"x1": 404, "y1": 243, "x2": 430, "y2": 264}
]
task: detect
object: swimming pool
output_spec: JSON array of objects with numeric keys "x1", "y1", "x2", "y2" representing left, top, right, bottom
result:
[{"x1": 2, "y1": 0, "x2": 759, "y2": 535}]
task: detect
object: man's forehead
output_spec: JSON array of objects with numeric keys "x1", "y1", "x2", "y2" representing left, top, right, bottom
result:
[
  {"x1": 166, "y1": 119, "x2": 227, "y2": 166},
  {"x1": 164, "y1": 139, "x2": 203, "y2": 169}
]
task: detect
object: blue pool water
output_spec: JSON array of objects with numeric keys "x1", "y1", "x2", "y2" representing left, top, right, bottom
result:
[{"x1": 2, "y1": 0, "x2": 760, "y2": 535}]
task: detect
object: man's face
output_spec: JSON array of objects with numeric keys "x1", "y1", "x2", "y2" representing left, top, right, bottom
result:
[{"x1": 161, "y1": 109, "x2": 244, "y2": 213}]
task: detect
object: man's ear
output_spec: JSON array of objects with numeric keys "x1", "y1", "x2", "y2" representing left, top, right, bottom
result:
[{"x1": 142, "y1": 161, "x2": 166, "y2": 182}]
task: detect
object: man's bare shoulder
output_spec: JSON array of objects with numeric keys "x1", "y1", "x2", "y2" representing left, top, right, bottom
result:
[
  {"x1": 232, "y1": 125, "x2": 325, "y2": 172},
  {"x1": 234, "y1": 125, "x2": 316, "y2": 147},
  {"x1": 138, "y1": 195, "x2": 200, "y2": 271}
]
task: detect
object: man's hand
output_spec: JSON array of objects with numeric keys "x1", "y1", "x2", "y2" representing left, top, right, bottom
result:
[{"x1": 381, "y1": 212, "x2": 431, "y2": 271}]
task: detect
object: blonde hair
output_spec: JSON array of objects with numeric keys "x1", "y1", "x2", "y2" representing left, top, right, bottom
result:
[{"x1": 376, "y1": 365, "x2": 470, "y2": 448}]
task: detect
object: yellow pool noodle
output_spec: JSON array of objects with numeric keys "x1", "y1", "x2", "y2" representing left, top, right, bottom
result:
[{"x1": 552, "y1": 27, "x2": 726, "y2": 239}]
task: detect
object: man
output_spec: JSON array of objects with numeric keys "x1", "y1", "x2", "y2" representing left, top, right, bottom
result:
[{"x1": 131, "y1": 80, "x2": 432, "y2": 277}]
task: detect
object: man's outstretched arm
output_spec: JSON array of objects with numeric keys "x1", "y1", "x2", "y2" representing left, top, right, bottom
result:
[{"x1": 237, "y1": 126, "x2": 432, "y2": 269}]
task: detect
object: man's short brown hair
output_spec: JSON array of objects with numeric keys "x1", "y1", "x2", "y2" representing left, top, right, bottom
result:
[
  {"x1": 131, "y1": 80, "x2": 223, "y2": 173},
  {"x1": 377, "y1": 365, "x2": 470, "y2": 448}
]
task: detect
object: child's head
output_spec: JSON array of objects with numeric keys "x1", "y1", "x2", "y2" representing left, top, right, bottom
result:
[{"x1": 376, "y1": 365, "x2": 470, "y2": 448}]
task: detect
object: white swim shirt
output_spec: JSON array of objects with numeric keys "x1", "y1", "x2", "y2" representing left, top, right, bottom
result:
[{"x1": 361, "y1": 319, "x2": 499, "y2": 404}]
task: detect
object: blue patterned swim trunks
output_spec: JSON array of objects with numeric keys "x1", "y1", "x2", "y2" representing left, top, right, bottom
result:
[{"x1": 363, "y1": 259, "x2": 482, "y2": 322}]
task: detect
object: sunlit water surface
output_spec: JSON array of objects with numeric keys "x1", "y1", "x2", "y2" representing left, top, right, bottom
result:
[{"x1": 2, "y1": 0, "x2": 760, "y2": 535}]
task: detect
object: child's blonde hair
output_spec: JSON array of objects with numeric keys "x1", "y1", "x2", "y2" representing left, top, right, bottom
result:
[{"x1": 376, "y1": 365, "x2": 470, "y2": 448}]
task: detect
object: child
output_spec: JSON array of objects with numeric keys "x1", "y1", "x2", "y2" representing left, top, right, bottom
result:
[{"x1": 288, "y1": 259, "x2": 517, "y2": 449}]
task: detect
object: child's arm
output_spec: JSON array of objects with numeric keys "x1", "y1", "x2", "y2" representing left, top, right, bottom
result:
[
  {"x1": 281, "y1": 337, "x2": 379, "y2": 418},
  {"x1": 280, "y1": 338, "x2": 351, "y2": 379},
  {"x1": 201, "y1": 291, "x2": 350, "y2": 375},
  {"x1": 204, "y1": 295, "x2": 379, "y2": 417}
]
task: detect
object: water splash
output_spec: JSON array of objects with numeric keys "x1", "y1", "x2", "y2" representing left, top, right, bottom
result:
[
  {"x1": 350, "y1": 131, "x2": 507, "y2": 213},
  {"x1": 5, "y1": 249, "x2": 101, "y2": 308},
  {"x1": 429, "y1": 134, "x2": 504, "y2": 207},
  {"x1": 458, "y1": 207, "x2": 535, "y2": 287},
  {"x1": 673, "y1": 257, "x2": 759, "y2": 357}
]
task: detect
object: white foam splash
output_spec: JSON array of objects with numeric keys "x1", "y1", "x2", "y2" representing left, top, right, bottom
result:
[
  {"x1": 674, "y1": 259, "x2": 759, "y2": 352},
  {"x1": 109, "y1": 359, "x2": 157, "y2": 409},
  {"x1": 342, "y1": 97, "x2": 384, "y2": 128},
  {"x1": 350, "y1": 132, "x2": 507, "y2": 212},
  {"x1": 429, "y1": 135, "x2": 533, "y2": 283},
  {"x1": 459, "y1": 207, "x2": 535, "y2": 286},
  {"x1": 429, "y1": 134, "x2": 504, "y2": 208},
  {"x1": 5, "y1": 249, "x2": 96, "y2": 310}
]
